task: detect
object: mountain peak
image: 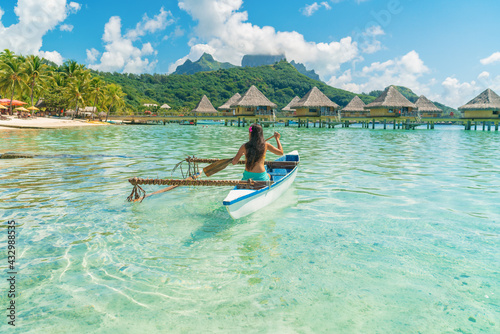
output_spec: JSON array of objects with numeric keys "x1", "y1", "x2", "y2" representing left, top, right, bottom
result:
[{"x1": 173, "y1": 53, "x2": 236, "y2": 75}]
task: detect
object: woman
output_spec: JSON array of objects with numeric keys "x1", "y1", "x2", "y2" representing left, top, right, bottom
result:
[{"x1": 232, "y1": 123, "x2": 283, "y2": 181}]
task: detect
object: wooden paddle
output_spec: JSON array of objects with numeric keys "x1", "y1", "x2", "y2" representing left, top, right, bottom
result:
[{"x1": 203, "y1": 134, "x2": 277, "y2": 177}]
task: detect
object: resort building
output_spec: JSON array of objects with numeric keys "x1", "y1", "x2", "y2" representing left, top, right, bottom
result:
[
  {"x1": 160, "y1": 104, "x2": 171, "y2": 110},
  {"x1": 365, "y1": 86, "x2": 416, "y2": 117},
  {"x1": 290, "y1": 87, "x2": 339, "y2": 117},
  {"x1": 282, "y1": 96, "x2": 300, "y2": 114},
  {"x1": 458, "y1": 88, "x2": 500, "y2": 119},
  {"x1": 230, "y1": 85, "x2": 277, "y2": 116},
  {"x1": 341, "y1": 96, "x2": 368, "y2": 118},
  {"x1": 192, "y1": 95, "x2": 217, "y2": 115},
  {"x1": 218, "y1": 93, "x2": 241, "y2": 115},
  {"x1": 415, "y1": 95, "x2": 442, "y2": 118}
]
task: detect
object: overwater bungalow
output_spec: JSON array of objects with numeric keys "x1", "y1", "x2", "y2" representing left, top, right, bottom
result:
[
  {"x1": 458, "y1": 88, "x2": 500, "y2": 119},
  {"x1": 218, "y1": 93, "x2": 241, "y2": 115},
  {"x1": 230, "y1": 85, "x2": 277, "y2": 116},
  {"x1": 192, "y1": 95, "x2": 217, "y2": 115},
  {"x1": 282, "y1": 96, "x2": 300, "y2": 114},
  {"x1": 290, "y1": 87, "x2": 339, "y2": 117},
  {"x1": 415, "y1": 95, "x2": 442, "y2": 118},
  {"x1": 365, "y1": 86, "x2": 416, "y2": 117},
  {"x1": 341, "y1": 96, "x2": 367, "y2": 118}
]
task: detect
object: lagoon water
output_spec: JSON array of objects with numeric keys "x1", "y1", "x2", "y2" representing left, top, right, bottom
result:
[{"x1": 1, "y1": 124, "x2": 499, "y2": 333}]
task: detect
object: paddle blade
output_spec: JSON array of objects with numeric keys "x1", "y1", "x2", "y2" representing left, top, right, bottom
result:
[{"x1": 203, "y1": 158, "x2": 233, "y2": 177}]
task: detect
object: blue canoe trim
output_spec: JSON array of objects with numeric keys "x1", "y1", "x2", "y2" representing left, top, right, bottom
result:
[{"x1": 223, "y1": 153, "x2": 299, "y2": 206}]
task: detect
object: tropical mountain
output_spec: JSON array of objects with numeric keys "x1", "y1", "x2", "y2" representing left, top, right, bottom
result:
[
  {"x1": 241, "y1": 54, "x2": 286, "y2": 67},
  {"x1": 96, "y1": 60, "x2": 375, "y2": 111},
  {"x1": 174, "y1": 53, "x2": 322, "y2": 81},
  {"x1": 289, "y1": 60, "x2": 321, "y2": 81},
  {"x1": 366, "y1": 85, "x2": 457, "y2": 115},
  {"x1": 173, "y1": 53, "x2": 236, "y2": 75}
]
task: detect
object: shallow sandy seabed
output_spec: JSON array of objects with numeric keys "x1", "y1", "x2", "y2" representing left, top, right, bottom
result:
[{"x1": 0, "y1": 116, "x2": 107, "y2": 129}]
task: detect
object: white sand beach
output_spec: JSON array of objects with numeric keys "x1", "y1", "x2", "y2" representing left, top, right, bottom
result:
[{"x1": 0, "y1": 116, "x2": 108, "y2": 130}]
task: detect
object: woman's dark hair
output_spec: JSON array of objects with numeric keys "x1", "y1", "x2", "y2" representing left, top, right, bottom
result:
[{"x1": 245, "y1": 123, "x2": 265, "y2": 170}]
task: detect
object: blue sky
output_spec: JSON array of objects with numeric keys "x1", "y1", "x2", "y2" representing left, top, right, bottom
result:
[{"x1": 1, "y1": 0, "x2": 499, "y2": 107}]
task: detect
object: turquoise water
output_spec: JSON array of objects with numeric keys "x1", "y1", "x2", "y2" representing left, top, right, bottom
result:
[{"x1": 1, "y1": 124, "x2": 499, "y2": 333}]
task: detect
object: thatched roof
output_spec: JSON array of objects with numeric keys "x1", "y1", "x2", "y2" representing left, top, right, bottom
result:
[
  {"x1": 192, "y1": 95, "x2": 217, "y2": 113},
  {"x1": 231, "y1": 85, "x2": 277, "y2": 108},
  {"x1": 290, "y1": 87, "x2": 339, "y2": 109},
  {"x1": 342, "y1": 96, "x2": 366, "y2": 112},
  {"x1": 282, "y1": 96, "x2": 300, "y2": 111},
  {"x1": 415, "y1": 95, "x2": 441, "y2": 112},
  {"x1": 160, "y1": 104, "x2": 171, "y2": 109},
  {"x1": 218, "y1": 93, "x2": 241, "y2": 110},
  {"x1": 81, "y1": 106, "x2": 97, "y2": 112},
  {"x1": 365, "y1": 86, "x2": 416, "y2": 109},
  {"x1": 458, "y1": 88, "x2": 500, "y2": 111}
]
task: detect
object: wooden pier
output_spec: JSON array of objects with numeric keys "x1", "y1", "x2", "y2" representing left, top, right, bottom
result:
[{"x1": 105, "y1": 115, "x2": 500, "y2": 131}]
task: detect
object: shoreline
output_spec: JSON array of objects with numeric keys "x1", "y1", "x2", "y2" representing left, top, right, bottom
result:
[{"x1": 0, "y1": 116, "x2": 108, "y2": 130}]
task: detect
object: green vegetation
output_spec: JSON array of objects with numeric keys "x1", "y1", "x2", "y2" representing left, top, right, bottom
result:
[
  {"x1": 1, "y1": 49, "x2": 456, "y2": 118},
  {"x1": 366, "y1": 85, "x2": 457, "y2": 115},
  {"x1": 173, "y1": 53, "x2": 321, "y2": 82},
  {"x1": 97, "y1": 60, "x2": 375, "y2": 112},
  {"x1": 173, "y1": 53, "x2": 236, "y2": 75},
  {"x1": 0, "y1": 49, "x2": 127, "y2": 117}
]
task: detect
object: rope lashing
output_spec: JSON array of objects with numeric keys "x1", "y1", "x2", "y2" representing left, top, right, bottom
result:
[
  {"x1": 126, "y1": 177, "x2": 272, "y2": 202},
  {"x1": 126, "y1": 183, "x2": 146, "y2": 202},
  {"x1": 128, "y1": 177, "x2": 272, "y2": 187}
]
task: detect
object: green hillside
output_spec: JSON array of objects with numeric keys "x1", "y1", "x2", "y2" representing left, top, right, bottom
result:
[
  {"x1": 96, "y1": 60, "x2": 375, "y2": 112},
  {"x1": 367, "y1": 86, "x2": 457, "y2": 115},
  {"x1": 173, "y1": 53, "x2": 236, "y2": 75}
]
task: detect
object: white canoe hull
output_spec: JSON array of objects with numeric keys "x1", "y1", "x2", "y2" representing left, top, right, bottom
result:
[{"x1": 223, "y1": 151, "x2": 299, "y2": 219}]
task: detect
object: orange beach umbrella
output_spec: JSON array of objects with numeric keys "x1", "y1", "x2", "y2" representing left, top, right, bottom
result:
[{"x1": 0, "y1": 98, "x2": 27, "y2": 106}]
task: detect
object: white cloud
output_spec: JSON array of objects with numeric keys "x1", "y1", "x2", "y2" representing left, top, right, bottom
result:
[
  {"x1": 440, "y1": 77, "x2": 479, "y2": 108},
  {"x1": 328, "y1": 50, "x2": 429, "y2": 94},
  {"x1": 359, "y1": 25, "x2": 385, "y2": 54},
  {"x1": 89, "y1": 10, "x2": 172, "y2": 74},
  {"x1": 301, "y1": 2, "x2": 331, "y2": 17},
  {"x1": 435, "y1": 71, "x2": 500, "y2": 108},
  {"x1": 86, "y1": 47, "x2": 100, "y2": 63},
  {"x1": 175, "y1": 0, "x2": 366, "y2": 78},
  {"x1": 480, "y1": 52, "x2": 500, "y2": 65},
  {"x1": 60, "y1": 24, "x2": 73, "y2": 32},
  {"x1": 38, "y1": 50, "x2": 64, "y2": 65},
  {"x1": 68, "y1": 2, "x2": 81, "y2": 13},
  {"x1": 0, "y1": 0, "x2": 80, "y2": 62},
  {"x1": 478, "y1": 71, "x2": 489, "y2": 80},
  {"x1": 125, "y1": 7, "x2": 173, "y2": 41}
]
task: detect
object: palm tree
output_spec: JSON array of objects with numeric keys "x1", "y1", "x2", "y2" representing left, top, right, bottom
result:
[
  {"x1": 0, "y1": 54, "x2": 28, "y2": 115},
  {"x1": 66, "y1": 75, "x2": 89, "y2": 120},
  {"x1": 103, "y1": 83, "x2": 126, "y2": 121},
  {"x1": 61, "y1": 59, "x2": 85, "y2": 79},
  {"x1": 89, "y1": 77, "x2": 105, "y2": 120},
  {"x1": 24, "y1": 55, "x2": 49, "y2": 107}
]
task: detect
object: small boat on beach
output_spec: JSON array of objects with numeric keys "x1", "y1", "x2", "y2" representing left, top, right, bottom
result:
[{"x1": 223, "y1": 151, "x2": 299, "y2": 219}]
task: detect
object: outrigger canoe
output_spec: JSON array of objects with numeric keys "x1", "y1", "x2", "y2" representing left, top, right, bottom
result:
[{"x1": 223, "y1": 151, "x2": 299, "y2": 219}]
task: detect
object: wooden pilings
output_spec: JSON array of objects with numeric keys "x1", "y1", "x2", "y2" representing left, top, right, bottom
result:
[{"x1": 464, "y1": 120, "x2": 499, "y2": 131}]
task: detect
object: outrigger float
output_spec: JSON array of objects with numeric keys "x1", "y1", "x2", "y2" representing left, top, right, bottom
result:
[{"x1": 127, "y1": 151, "x2": 299, "y2": 219}]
